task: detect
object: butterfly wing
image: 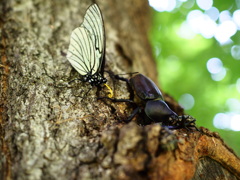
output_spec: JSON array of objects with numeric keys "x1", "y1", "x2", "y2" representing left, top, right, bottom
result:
[
  {"x1": 67, "y1": 27, "x2": 95, "y2": 75},
  {"x1": 81, "y1": 4, "x2": 105, "y2": 75},
  {"x1": 67, "y1": 4, "x2": 105, "y2": 77}
]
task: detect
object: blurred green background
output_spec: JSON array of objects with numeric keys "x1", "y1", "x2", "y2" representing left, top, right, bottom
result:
[{"x1": 148, "y1": 0, "x2": 240, "y2": 155}]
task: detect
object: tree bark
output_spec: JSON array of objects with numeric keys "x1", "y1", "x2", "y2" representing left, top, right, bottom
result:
[{"x1": 1, "y1": 0, "x2": 240, "y2": 180}]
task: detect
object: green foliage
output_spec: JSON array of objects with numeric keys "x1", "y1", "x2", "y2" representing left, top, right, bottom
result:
[{"x1": 149, "y1": 2, "x2": 240, "y2": 155}]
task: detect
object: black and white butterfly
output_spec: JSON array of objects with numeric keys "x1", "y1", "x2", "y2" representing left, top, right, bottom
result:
[{"x1": 67, "y1": 4, "x2": 110, "y2": 91}]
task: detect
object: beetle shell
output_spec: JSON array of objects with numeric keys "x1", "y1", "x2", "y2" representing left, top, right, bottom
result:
[
  {"x1": 130, "y1": 74, "x2": 163, "y2": 101},
  {"x1": 145, "y1": 100, "x2": 178, "y2": 122}
]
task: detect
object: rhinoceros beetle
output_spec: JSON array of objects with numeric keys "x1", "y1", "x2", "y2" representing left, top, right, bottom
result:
[{"x1": 98, "y1": 73, "x2": 198, "y2": 130}]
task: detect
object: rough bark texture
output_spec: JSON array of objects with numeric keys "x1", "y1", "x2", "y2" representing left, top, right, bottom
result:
[{"x1": 1, "y1": 0, "x2": 240, "y2": 180}]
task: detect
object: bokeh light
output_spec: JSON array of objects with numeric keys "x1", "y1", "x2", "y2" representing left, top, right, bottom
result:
[
  {"x1": 206, "y1": 58, "x2": 223, "y2": 74},
  {"x1": 226, "y1": 98, "x2": 240, "y2": 112},
  {"x1": 210, "y1": 68, "x2": 226, "y2": 81},
  {"x1": 219, "y1": 10, "x2": 232, "y2": 23},
  {"x1": 149, "y1": 0, "x2": 177, "y2": 12},
  {"x1": 205, "y1": 7, "x2": 219, "y2": 21},
  {"x1": 230, "y1": 115, "x2": 240, "y2": 131},
  {"x1": 231, "y1": 45, "x2": 240, "y2": 60},
  {"x1": 214, "y1": 20, "x2": 237, "y2": 44},
  {"x1": 214, "y1": 113, "x2": 240, "y2": 131},
  {"x1": 178, "y1": 94, "x2": 195, "y2": 110},
  {"x1": 196, "y1": 0, "x2": 213, "y2": 10},
  {"x1": 206, "y1": 58, "x2": 226, "y2": 81},
  {"x1": 213, "y1": 113, "x2": 231, "y2": 129},
  {"x1": 149, "y1": 0, "x2": 239, "y2": 45},
  {"x1": 149, "y1": 0, "x2": 240, "y2": 153},
  {"x1": 233, "y1": 10, "x2": 240, "y2": 29}
]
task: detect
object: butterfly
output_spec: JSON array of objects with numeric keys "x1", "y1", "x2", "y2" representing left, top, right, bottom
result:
[{"x1": 67, "y1": 4, "x2": 112, "y2": 97}]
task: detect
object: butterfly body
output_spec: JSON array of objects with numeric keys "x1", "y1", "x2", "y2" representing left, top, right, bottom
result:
[{"x1": 82, "y1": 72, "x2": 107, "y2": 86}]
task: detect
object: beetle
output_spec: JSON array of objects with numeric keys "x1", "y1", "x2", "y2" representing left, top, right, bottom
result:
[{"x1": 98, "y1": 73, "x2": 198, "y2": 130}]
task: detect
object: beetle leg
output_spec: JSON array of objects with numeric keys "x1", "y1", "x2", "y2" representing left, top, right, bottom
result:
[
  {"x1": 98, "y1": 97, "x2": 140, "y2": 123},
  {"x1": 113, "y1": 75, "x2": 129, "y2": 83},
  {"x1": 124, "y1": 107, "x2": 141, "y2": 123},
  {"x1": 105, "y1": 70, "x2": 130, "y2": 83},
  {"x1": 97, "y1": 97, "x2": 135, "y2": 104},
  {"x1": 113, "y1": 75, "x2": 137, "y2": 100}
]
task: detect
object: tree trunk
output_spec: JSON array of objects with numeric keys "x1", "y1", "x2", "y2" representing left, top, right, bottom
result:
[{"x1": 1, "y1": 0, "x2": 240, "y2": 180}]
